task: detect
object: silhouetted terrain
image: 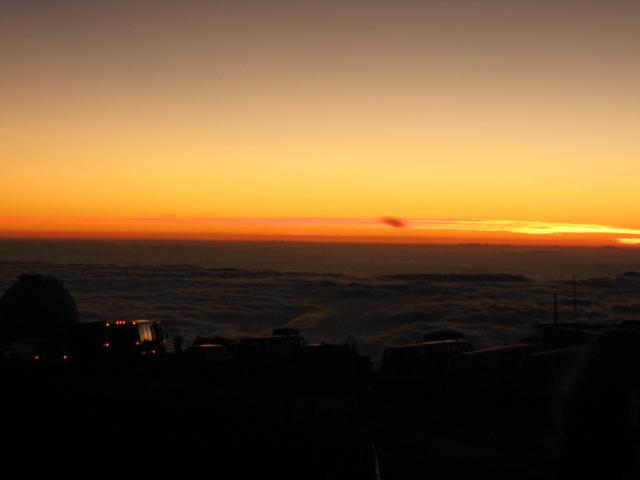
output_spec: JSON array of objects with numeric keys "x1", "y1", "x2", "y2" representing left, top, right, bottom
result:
[{"x1": 1, "y1": 241, "x2": 640, "y2": 477}]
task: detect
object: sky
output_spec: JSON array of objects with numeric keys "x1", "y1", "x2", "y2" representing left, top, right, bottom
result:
[{"x1": 1, "y1": 0, "x2": 639, "y2": 245}]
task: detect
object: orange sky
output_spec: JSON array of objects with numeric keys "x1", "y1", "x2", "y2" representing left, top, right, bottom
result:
[{"x1": 1, "y1": 1, "x2": 639, "y2": 246}]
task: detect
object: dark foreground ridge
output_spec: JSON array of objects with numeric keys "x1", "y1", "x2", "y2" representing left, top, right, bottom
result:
[{"x1": 1, "y1": 274, "x2": 639, "y2": 479}]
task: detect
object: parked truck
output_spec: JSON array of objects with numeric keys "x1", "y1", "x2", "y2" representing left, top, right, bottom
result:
[{"x1": 65, "y1": 319, "x2": 166, "y2": 361}]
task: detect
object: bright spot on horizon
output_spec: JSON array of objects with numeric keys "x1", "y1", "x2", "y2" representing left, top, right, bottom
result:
[{"x1": 618, "y1": 238, "x2": 640, "y2": 245}]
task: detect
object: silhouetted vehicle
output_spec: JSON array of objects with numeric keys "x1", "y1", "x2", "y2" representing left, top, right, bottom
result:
[
  {"x1": 4, "y1": 337, "x2": 68, "y2": 365},
  {"x1": 184, "y1": 343, "x2": 235, "y2": 363},
  {"x1": 193, "y1": 336, "x2": 233, "y2": 348},
  {"x1": 296, "y1": 343, "x2": 372, "y2": 378},
  {"x1": 66, "y1": 320, "x2": 166, "y2": 360},
  {"x1": 533, "y1": 322, "x2": 605, "y2": 347},
  {"x1": 381, "y1": 340, "x2": 474, "y2": 382},
  {"x1": 237, "y1": 332, "x2": 307, "y2": 368},
  {"x1": 447, "y1": 343, "x2": 551, "y2": 395},
  {"x1": 523, "y1": 345, "x2": 589, "y2": 401}
]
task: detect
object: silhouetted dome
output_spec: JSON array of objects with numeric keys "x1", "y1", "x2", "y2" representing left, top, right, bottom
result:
[{"x1": 0, "y1": 274, "x2": 78, "y2": 347}]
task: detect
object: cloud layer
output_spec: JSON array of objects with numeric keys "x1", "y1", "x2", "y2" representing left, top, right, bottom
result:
[{"x1": 2, "y1": 255, "x2": 640, "y2": 363}]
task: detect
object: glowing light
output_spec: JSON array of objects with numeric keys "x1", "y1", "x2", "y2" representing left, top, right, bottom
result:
[
  {"x1": 409, "y1": 220, "x2": 640, "y2": 236},
  {"x1": 618, "y1": 238, "x2": 640, "y2": 245}
]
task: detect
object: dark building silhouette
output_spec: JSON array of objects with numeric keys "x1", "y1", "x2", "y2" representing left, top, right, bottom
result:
[
  {"x1": 557, "y1": 329, "x2": 640, "y2": 479},
  {"x1": 0, "y1": 274, "x2": 78, "y2": 347}
]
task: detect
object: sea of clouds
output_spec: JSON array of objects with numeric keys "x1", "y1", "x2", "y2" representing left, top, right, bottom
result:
[{"x1": 2, "y1": 241, "x2": 640, "y2": 362}]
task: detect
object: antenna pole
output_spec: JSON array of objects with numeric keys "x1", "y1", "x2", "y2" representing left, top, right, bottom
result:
[{"x1": 554, "y1": 293, "x2": 558, "y2": 325}]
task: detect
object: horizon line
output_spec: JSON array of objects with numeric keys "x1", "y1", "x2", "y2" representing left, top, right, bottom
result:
[
  {"x1": 1, "y1": 215, "x2": 640, "y2": 247},
  {"x1": 0, "y1": 231, "x2": 637, "y2": 249}
]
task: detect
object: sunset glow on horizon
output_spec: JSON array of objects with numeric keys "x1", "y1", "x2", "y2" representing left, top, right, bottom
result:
[
  {"x1": 2, "y1": 215, "x2": 640, "y2": 247},
  {"x1": 2, "y1": 1, "x2": 639, "y2": 247}
]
